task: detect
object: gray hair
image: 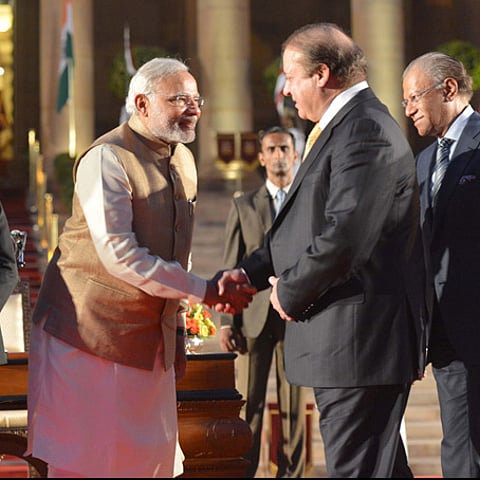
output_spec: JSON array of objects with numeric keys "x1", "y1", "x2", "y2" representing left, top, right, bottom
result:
[
  {"x1": 125, "y1": 58, "x2": 189, "y2": 115},
  {"x1": 403, "y1": 52, "x2": 473, "y2": 101}
]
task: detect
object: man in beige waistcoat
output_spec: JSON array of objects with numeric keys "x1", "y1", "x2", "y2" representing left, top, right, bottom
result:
[{"x1": 26, "y1": 57, "x2": 255, "y2": 478}]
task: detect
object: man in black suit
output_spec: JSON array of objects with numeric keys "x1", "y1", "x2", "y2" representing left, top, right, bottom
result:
[
  {"x1": 219, "y1": 126, "x2": 305, "y2": 478},
  {"x1": 403, "y1": 52, "x2": 480, "y2": 478},
  {"x1": 216, "y1": 22, "x2": 426, "y2": 477}
]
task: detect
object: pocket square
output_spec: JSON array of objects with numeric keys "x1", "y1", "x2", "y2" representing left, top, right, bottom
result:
[{"x1": 459, "y1": 174, "x2": 477, "y2": 184}]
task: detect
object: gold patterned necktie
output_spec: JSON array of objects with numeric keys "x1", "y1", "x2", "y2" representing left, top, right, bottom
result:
[{"x1": 303, "y1": 123, "x2": 322, "y2": 161}]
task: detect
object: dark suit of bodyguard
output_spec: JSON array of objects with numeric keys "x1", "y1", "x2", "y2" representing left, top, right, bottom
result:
[{"x1": 222, "y1": 23, "x2": 427, "y2": 477}]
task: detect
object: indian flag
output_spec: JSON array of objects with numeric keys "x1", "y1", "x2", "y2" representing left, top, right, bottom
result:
[{"x1": 56, "y1": 0, "x2": 74, "y2": 113}]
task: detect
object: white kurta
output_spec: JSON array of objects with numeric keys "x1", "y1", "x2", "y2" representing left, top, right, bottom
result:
[
  {"x1": 25, "y1": 146, "x2": 200, "y2": 477},
  {"x1": 27, "y1": 321, "x2": 184, "y2": 477}
]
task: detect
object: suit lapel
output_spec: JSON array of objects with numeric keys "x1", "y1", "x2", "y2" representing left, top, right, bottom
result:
[
  {"x1": 253, "y1": 185, "x2": 273, "y2": 232},
  {"x1": 416, "y1": 144, "x2": 436, "y2": 234},
  {"x1": 273, "y1": 88, "x2": 377, "y2": 228},
  {"x1": 433, "y1": 113, "x2": 480, "y2": 232}
]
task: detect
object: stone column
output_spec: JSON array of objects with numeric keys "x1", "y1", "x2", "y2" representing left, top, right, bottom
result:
[
  {"x1": 351, "y1": 0, "x2": 407, "y2": 132},
  {"x1": 196, "y1": 0, "x2": 253, "y2": 183},
  {"x1": 39, "y1": 0, "x2": 94, "y2": 174}
]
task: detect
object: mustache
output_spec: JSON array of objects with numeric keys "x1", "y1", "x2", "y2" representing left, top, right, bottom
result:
[{"x1": 180, "y1": 114, "x2": 198, "y2": 124}]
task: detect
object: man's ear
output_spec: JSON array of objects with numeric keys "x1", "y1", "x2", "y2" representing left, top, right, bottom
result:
[
  {"x1": 292, "y1": 149, "x2": 299, "y2": 163},
  {"x1": 258, "y1": 152, "x2": 266, "y2": 167},
  {"x1": 134, "y1": 93, "x2": 149, "y2": 115},
  {"x1": 443, "y1": 77, "x2": 458, "y2": 102},
  {"x1": 315, "y1": 63, "x2": 330, "y2": 88}
]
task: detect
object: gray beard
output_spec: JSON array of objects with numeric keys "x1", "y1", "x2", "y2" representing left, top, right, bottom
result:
[{"x1": 151, "y1": 124, "x2": 196, "y2": 145}]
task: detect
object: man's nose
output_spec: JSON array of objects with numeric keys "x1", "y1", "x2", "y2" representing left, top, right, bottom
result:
[
  {"x1": 404, "y1": 102, "x2": 416, "y2": 117},
  {"x1": 186, "y1": 103, "x2": 201, "y2": 114},
  {"x1": 273, "y1": 147, "x2": 283, "y2": 156}
]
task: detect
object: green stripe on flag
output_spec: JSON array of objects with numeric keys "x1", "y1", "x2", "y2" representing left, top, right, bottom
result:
[{"x1": 56, "y1": 65, "x2": 69, "y2": 113}]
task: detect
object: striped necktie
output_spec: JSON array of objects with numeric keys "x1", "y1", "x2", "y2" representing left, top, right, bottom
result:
[
  {"x1": 303, "y1": 123, "x2": 322, "y2": 161},
  {"x1": 431, "y1": 137, "x2": 454, "y2": 206}
]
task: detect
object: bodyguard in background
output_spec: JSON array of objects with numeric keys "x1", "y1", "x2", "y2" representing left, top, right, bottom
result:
[
  {"x1": 219, "y1": 126, "x2": 305, "y2": 478},
  {"x1": 403, "y1": 52, "x2": 480, "y2": 477}
]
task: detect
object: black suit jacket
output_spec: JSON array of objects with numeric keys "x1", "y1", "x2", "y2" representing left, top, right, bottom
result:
[
  {"x1": 416, "y1": 111, "x2": 480, "y2": 366},
  {"x1": 240, "y1": 88, "x2": 427, "y2": 388}
]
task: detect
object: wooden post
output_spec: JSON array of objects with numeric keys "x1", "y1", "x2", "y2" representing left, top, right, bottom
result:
[
  {"x1": 35, "y1": 155, "x2": 46, "y2": 236},
  {"x1": 176, "y1": 353, "x2": 252, "y2": 477},
  {"x1": 28, "y1": 130, "x2": 38, "y2": 212},
  {"x1": 43, "y1": 193, "x2": 53, "y2": 251},
  {"x1": 48, "y1": 213, "x2": 59, "y2": 260}
]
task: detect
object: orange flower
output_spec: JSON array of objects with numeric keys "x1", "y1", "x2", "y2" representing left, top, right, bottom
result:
[{"x1": 186, "y1": 302, "x2": 217, "y2": 338}]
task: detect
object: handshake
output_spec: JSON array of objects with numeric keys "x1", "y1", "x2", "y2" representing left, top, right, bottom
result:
[{"x1": 204, "y1": 268, "x2": 257, "y2": 315}]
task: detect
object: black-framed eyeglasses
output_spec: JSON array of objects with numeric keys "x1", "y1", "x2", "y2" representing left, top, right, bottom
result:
[
  {"x1": 150, "y1": 93, "x2": 205, "y2": 108},
  {"x1": 401, "y1": 81, "x2": 444, "y2": 109}
]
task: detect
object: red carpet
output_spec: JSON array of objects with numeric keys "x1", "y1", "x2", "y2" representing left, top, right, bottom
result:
[{"x1": 0, "y1": 456, "x2": 28, "y2": 477}]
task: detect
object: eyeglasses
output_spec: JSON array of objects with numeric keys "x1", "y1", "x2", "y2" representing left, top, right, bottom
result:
[
  {"x1": 401, "y1": 81, "x2": 444, "y2": 109},
  {"x1": 150, "y1": 93, "x2": 205, "y2": 109}
]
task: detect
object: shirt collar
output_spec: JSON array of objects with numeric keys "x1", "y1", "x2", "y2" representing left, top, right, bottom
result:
[
  {"x1": 319, "y1": 81, "x2": 369, "y2": 131},
  {"x1": 439, "y1": 104, "x2": 474, "y2": 152},
  {"x1": 265, "y1": 178, "x2": 291, "y2": 198}
]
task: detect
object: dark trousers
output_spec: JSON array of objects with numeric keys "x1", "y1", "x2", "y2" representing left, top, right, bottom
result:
[
  {"x1": 313, "y1": 383, "x2": 413, "y2": 478},
  {"x1": 433, "y1": 360, "x2": 480, "y2": 477},
  {"x1": 238, "y1": 314, "x2": 306, "y2": 478}
]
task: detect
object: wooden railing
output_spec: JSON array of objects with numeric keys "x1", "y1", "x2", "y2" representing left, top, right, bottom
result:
[
  {"x1": 0, "y1": 353, "x2": 48, "y2": 477},
  {"x1": 0, "y1": 352, "x2": 252, "y2": 478}
]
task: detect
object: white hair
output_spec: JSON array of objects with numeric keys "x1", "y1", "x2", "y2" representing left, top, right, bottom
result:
[{"x1": 125, "y1": 58, "x2": 189, "y2": 115}]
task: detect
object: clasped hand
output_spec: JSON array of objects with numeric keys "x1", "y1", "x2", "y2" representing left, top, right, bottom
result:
[
  {"x1": 268, "y1": 276, "x2": 295, "y2": 321},
  {"x1": 204, "y1": 268, "x2": 257, "y2": 314}
]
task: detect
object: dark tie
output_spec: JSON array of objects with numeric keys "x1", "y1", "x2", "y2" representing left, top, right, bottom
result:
[
  {"x1": 274, "y1": 189, "x2": 286, "y2": 217},
  {"x1": 431, "y1": 137, "x2": 453, "y2": 206}
]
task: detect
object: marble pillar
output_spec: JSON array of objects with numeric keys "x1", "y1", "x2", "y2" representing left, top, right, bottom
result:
[
  {"x1": 196, "y1": 0, "x2": 253, "y2": 183},
  {"x1": 351, "y1": 0, "x2": 407, "y2": 132}
]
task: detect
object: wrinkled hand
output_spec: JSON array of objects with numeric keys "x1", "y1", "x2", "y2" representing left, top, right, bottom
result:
[
  {"x1": 269, "y1": 276, "x2": 295, "y2": 321},
  {"x1": 218, "y1": 326, "x2": 247, "y2": 354},
  {"x1": 203, "y1": 269, "x2": 257, "y2": 314}
]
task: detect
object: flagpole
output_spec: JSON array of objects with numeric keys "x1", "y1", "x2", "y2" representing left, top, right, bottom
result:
[{"x1": 68, "y1": 58, "x2": 76, "y2": 159}]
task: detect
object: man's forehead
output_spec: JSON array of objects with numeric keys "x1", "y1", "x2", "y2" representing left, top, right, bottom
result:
[
  {"x1": 282, "y1": 47, "x2": 305, "y2": 73},
  {"x1": 154, "y1": 71, "x2": 197, "y2": 91},
  {"x1": 404, "y1": 67, "x2": 428, "y2": 87},
  {"x1": 263, "y1": 133, "x2": 292, "y2": 145}
]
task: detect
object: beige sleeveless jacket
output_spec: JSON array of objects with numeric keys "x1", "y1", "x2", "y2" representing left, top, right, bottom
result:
[{"x1": 32, "y1": 119, "x2": 198, "y2": 370}]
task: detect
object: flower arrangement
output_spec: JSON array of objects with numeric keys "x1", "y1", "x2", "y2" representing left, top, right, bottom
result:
[{"x1": 186, "y1": 302, "x2": 217, "y2": 338}]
